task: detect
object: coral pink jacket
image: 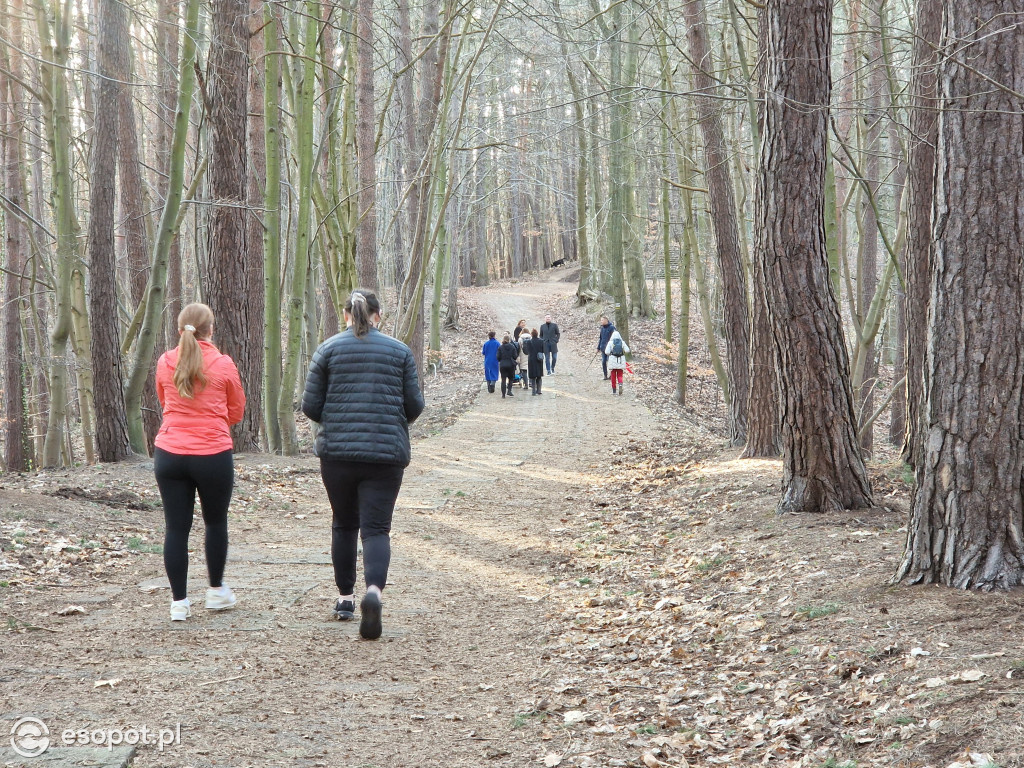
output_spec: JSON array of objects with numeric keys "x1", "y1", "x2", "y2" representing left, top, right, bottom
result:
[{"x1": 154, "y1": 340, "x2": 245, "y2": 455}]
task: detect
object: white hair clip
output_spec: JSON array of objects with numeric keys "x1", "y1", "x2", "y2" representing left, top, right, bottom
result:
[
  {"x1": 351, "y1": 292, "x2": 366, "y2": 304},
  {"x1": 184, "y1": 324, "x2": 196, "y2": 332}
]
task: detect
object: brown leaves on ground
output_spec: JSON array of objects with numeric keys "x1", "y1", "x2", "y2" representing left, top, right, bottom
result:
[{"x1": 528, "y1": 289, "x2": 1024, "y2": 768}]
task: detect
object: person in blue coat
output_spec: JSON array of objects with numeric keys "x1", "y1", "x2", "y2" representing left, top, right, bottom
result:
[
  {"x1": 482, "y1": 330, "x2": 500, "y2": 393},
  {"x1": 597, "y1": 315, "x2": 616, "y2": 380}
]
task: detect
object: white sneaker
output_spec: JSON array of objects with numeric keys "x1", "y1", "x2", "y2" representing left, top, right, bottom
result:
[
  {"x1": 205, "y1": 585, "x2": 237, "y2": 611},
  {"x1": 170, "y1": 598, "x2": 191, "y2": 622}
]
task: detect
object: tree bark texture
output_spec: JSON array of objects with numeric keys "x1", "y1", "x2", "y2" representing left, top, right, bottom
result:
[
  {"x1": 116, "y1": 53, "x2": 160, "y2": 451},
  {"x1": 205, "y1": 0, "x2": 256, "y2": 449},
  {"x1": 125, "y1": 0, "x2": 200, "y2": 453},
  {"x1": 88, "y1": 0, "x2": 132, "y2": 462},
  {"x1": 241, "y1": 0, "x2": 266, "y2": 451},
  {"x1": 895, "y1": 1, "x2": 1024, "y2": 589},
  {"x1": 742, "y1": 5, "x2": 779, "y2": 459},
  {"x1": 682, "y1": 0, "x2": 750, "y2": 446},
  {"x1": 900, "y1": 0, "x2": 941, "y2": 467},
  {"x1": 855, "y1": 0, "x2": 884, "y2": 455},
  {"x1": 157, "y1": 0, "x2": 182, "y2": 349},
  {"x1": 755, "y1": 0, "x2": 872, "y2": 513},
  {"x1": 38, "y1": 0, "x2": 78, "y2": 467},
  {"x1": 1, "y1": 17, "x2": 32, "y2": 470},
  {"x1": 355, "y1": 0, "x2": 378, "y2": 290}
]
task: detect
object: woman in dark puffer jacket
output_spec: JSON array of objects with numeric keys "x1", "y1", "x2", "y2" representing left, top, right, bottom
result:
[{"x1": 302, "y1": 289, "x2": 425, "y2": 639}]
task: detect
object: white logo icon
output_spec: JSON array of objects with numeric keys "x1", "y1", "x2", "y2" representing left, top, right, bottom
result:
[{"x1": 11, "y1": 717, "x2": 50, "y2": 758}]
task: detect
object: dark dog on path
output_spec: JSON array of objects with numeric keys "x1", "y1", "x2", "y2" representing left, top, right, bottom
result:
[{"x1": 550, "y1": 258, "x2": 566, "y2": 268}]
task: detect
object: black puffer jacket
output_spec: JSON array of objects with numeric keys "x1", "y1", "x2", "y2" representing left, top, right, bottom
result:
[{"x1": 301, "y1": 328, "x2": 425, "y2": 466}]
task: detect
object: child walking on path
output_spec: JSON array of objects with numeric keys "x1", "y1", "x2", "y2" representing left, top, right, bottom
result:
[{"x1": 604, "y1": 330, "x2": 630, "y2": 395}]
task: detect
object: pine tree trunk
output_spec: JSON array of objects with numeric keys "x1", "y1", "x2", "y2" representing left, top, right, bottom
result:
[
  {"x1": 756, "y1": 0, "x2": 872, "y2": 513},
  {"x1": 355, "y1": 0, "x2": 378, "y2": 290},
  {"x1": 88, "y1": 0, "x2": 132, "y2": 462},
  {"x1": 741, "y1": 6, "x2": 779, "y2": 458},
  {"x1": 895, "y1": 0, "x2": 1024, "y2": 589},
  {"x1": 682, "y1": 0, "x2": 750, "y2": 446},
  {"x1": 241, "y1": 0, "x2": 266, "y2": 451},
  {"x1": 900, "y1": 0, "x2": 941, "y2": 468},
  {"x1": 206, "y1": 0, "x2": 256, "y2": 450}
]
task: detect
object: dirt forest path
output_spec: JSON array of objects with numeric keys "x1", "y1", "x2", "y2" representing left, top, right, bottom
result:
[{"x1": 1, "y1": 274, "x2": 661, "y2": 768}]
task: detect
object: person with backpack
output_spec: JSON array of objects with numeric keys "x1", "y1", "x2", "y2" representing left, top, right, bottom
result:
[
  {"x1": 302, "y1": 289, "x2": 425, "y2": 640},
  {"x1": 497, "y1": 333, "x2": 519, "y2": 398},
  {"x1": 597, "y1": 315, "x2": 616, "y2": 380},
  {"x1": 516, "y1": 329, "x2": 530, "y2": 389},
  {"x1": 154, "y1": 302, "x2": 246, "y2": 622},
  {"x1": 526, "y1": 328, "x2": 545, "y2": 395},
  {"x1": 482, "y1": 330, "x2": 500, "y2": 393},
  {"x1": 539, "y1": 315, "x2": 560, "y2": 375},
  {"x1": 604, "y1": 330, "x2": 630, "y2": 395}
]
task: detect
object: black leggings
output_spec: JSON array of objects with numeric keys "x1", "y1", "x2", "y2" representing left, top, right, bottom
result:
[
  {"x1": 500, "y1": 365, "x2": 517, "y2": 394},
  {"x1": 154, "y1": 447, "x2": 234, "y2": 601},
  {"x1": 320, "y1": 459, "x2": 405, "y2": 595}
]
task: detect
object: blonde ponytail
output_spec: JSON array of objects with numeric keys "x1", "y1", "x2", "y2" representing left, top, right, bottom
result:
[{"x1": 173, "y1": 303, "x2": 214, "y2": 398}]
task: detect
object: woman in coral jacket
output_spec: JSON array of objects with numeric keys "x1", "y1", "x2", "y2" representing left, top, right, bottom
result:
[{"x1": 154, "y1": 302, "x2": 246, "y2": 622}]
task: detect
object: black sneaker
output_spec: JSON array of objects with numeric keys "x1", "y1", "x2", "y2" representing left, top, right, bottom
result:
[
  {"x1": 360, "y1": 592, "x2": 382, "y2": 640},
  {"x1": 333, "y1": 598, "x2": 355, "y2": 620}
]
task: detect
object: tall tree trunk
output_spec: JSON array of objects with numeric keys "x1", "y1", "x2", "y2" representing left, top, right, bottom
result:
[
  {"x1": 241, "y1": 0, "x2": 266, "y2": 451},
  {"x1": 355, "y1": 0, "x2": 378, "y2": 289},
  {"x1": 756, "y1": 0, "x2": 872, "y2": 513},
  {"x1": 853, "y1": 0, "x2": 884, "y2": 455},
  {"x1": 263, "y1": 4, "x2": 283, "y2": 452},
  {"x1": 88, "y1": 0, "x2": 132, "y2": 462},
  {"x1": 125, "y1": 0, "x2": 200, "y2": 453},
  {"x1": 396, "y1": 0, "x2": 445, "y2": 376},
  {"x1": 36, "y1": 0, "x2": 77, "y2": 467},
  {"x1": 117, "y1": 48, "x2": 160, "y2": 451},
  {"x1": 682, "y1": 0, "x2": 750, "y2": 446},
  {"x1": 158, "y1": 0, "x2": 182, "y2": 350},
  {"x1": 278, "y1": 0, "x2": 318, "y2": 455},
  {"x1": 0, "y1": 1, "x2": 32, "y2": 470},
  {"x1": 206, "y1": 0, "x2": 255, "y2": 449},
  {"x1": 900, "y1": 0, "x2": 941, "y2": 468},
  {"x1": 606, "y1": 0, "x2": 629, "y2": 341},
  {"x1": 895, "y1": 0, "x2": 1024, "y2": 589},
  {"x1": 741, "y1": 7, "x2": 779, "y2": 458},
  {"x1": 26, "y1": 95, "x2": 50, "y2": 462}
]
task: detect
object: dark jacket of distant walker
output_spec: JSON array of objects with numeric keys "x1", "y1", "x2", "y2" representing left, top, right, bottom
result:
[
  {"x1": 497, "y1": 341, "x2": 519, "y2": 371},
  {"x1": 540, "y1": 322, "x2": 560, "y2": 353},
  {"x1": 524, "y1": 337, "x2": 545, "y2": 380},
  {"x1": 302, "y1": 328, "x2": 425, "y2": 466}
]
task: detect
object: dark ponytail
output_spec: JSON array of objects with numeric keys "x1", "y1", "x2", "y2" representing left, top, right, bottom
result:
[{"x1": 345, "y1": 289, "x2": 381, "y2": 337}]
